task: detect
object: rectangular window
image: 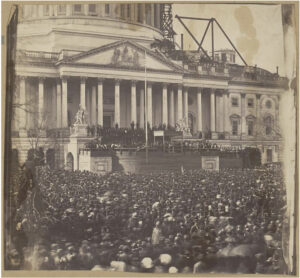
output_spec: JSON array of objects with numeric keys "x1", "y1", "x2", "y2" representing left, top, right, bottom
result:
[
  {"x1": 43, "y1": 5, "x2": 49, "y2": 16},
  {"x1": 105, "y1": 4, "x2": 110, "y2": 15},
  {"x1": 74, "y1": 4, "x2": 82, "y2": 13},
  {"x1": 57, "y1": 5, "x2": 66, "y2": 15},
  {"x1": 232, "y1": 120, "x2": 238, "y2": 136},
  {"x1": 88, "y1": 4, "x2": 96, "y2": 13},
  {"x1": 248, "y1": 121, "x2": 254, "y2": 136},
  {"x1": 247, "y1": 98, "x2": 254, "y2": 108},
  {"x1": 231, "y1": 97, "x2": 238, "y2": 107}
]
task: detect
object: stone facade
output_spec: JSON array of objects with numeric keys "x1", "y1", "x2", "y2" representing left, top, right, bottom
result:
[{"x1": 10, "y1": 3, "x2": 286, "y2": 167}]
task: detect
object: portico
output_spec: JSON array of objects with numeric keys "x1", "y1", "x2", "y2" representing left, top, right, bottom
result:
[{"x1": 16, "y1": 73, "x2": 231, "y2": 136}]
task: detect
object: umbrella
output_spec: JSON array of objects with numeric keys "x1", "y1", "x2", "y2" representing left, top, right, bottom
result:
[
  {"x1": 217, "y1": 245, "x2": 232, "y2": 257},
  {"x1": 228, "y1": 244, "x2": 254, "y2": 257}
]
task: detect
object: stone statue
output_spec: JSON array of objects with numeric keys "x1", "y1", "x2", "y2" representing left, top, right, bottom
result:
[{"x1": 74, "y1": 105, "x2": 86, "y2": 125}]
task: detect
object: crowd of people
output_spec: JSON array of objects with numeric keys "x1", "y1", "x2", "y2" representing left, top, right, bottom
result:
[
  {"x1": 166, "y1": 141, "x2": 245, "y2": 153},
  {"x1": 7, "y1": 165, "x2": 286, "y2": 273}
]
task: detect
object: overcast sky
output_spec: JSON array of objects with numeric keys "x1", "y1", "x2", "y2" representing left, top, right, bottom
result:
[{"x1": 173, "y1": 4, "x2": 285, "y2": 75}]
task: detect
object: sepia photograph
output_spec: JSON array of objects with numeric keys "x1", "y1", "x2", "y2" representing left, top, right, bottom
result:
[{"x1": 2, "y1": 1, "x2": 298, "y2": 276}]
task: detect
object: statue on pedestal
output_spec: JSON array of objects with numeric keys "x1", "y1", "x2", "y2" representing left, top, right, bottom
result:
[
  {"x1": 74, "y1": 105, "x2": 86, "y2": 125},
  {"x1": 176, "y1": 117, "x2": 191, "y2": 137},
  {"x1": 71, "y1": 105, "x2": 88, "y2": 137}
]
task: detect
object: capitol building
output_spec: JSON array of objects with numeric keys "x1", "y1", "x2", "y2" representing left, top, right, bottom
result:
[{"x1": 11, "y1": 3, "x2": 286, "y2": 168}]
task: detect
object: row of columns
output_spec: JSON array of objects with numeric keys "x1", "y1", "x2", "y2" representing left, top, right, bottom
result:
[
  {"x1": 17, "y1": 76, "x2": 226, "y2": 134},
  {"x1": 22, "y1": 4, "x2": 161, "y2": 30},
  {"x1": 72, "y1": 78, "x2": 211, "y2": 132}
]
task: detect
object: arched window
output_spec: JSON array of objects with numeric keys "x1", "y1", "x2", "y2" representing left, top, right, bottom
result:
[
  {"x1": 66, "y1": 153, "x2": 74, "y2": 171},
  {"x1": 266, "y1": 100, "x2": 272, "y2": 109}
]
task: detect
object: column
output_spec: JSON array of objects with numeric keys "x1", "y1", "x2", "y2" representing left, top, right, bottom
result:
[
  {"x1": 156, "y1": 5, "x2": 161, "y2": 29},
  {"x1": 210, "y1": 89, "x2": 216, "y2": 132},
  {"x1": 80, "y1": 77, "x2": 86, "y2": 109},
  {"x1": 38, "y1": 77, "x2": 45, "y2": 124},
  {"x1": 241, "y1": 93, "x2": 246, "y2": 136},
  {"x1": 147, "y1": 82, "x2": 152, "y2": 128},
  {"x1": 184, "y1": 87, "x2": 188, "y2": 122},
  {"x1": 162, "y1": 83, "x2": 168, "y2": 126},
  {"x1": 19, "y1": 76, "x2": 27, "y2": 131},
  {"x1": 49, "y1": 5, "x2": 54, "y2": 16},
  {"x1": 91, "y1": 85, "x2": 97, "y2": 125},
  {"x1": 83, "y1": 4, "x2": 89, "y2": 15},
  {"x1": 131, "y1": 4, "x2": 136, "y2": 21},
  {"x1": 131, "y1": 81, "x2": 137, "y2": 126},
  {"x1": 86, "y1": 88, "x2": 91, "y2": 124},
  {"x1": 61, "y1": 77, "x2": 68, "y2": 127},
  {"x1": 177, "y1": 85, "x2": 183, "y2": 121},
  {"x1": 256, "y1": 94, "x2": 261, "y2": 120},
  {"x1": 197, "y1": 88, "x2": 202, "y2": 132},
  {"x1": 139, "y1": 88, "x2": 145, "y2": 128},
  {"x1": 52, "y1": 83, "x2": 57, "y2": 128},
  {"x1": 141, "y1": 4, "x2": 146, "y2": 24},
  {"x1": 13, "y1": 81, "x2": 20, "y2": 131},
  {"x1": 66, "y1": 4, "x2": 72, "y2": 16},
  {"x1": 97, "y1": 78, "x2": 103, "y2": 126},
  {"x1": 56, "y1": 78, "x2": 62, "y2": 128},
  {"x1": 219, "y1": 94, "x2": 224, "y2": 132},
  {"x1": 114, "y1": 79, "x2": 120, "y2": 127},
  {"x1": 223, "y1": 92, "x2": 229, "y2": 134},
  {"x1": 150, "y1": 4, "x2": 155, "y2": 26},
  {"x1": 169, "y1": 87, "x2": 175, "y2": 127}
]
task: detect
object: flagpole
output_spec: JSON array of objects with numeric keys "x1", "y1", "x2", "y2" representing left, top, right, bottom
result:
[{"x1": 144, "y1": 50, "x2": 148, "y2": 162}]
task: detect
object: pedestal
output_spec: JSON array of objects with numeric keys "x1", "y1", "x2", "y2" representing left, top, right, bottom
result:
[
  {"x1": 211, "y1": 132, "x2": 218, "y2": 140},
  {"x1": 71, "y1": 124, "x2": 88, "y2": 137}
]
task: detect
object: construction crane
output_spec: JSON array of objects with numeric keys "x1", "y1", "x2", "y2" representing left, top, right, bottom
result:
[{"x1": 175, "y1": 15, "x2": 248, "y2": 65}]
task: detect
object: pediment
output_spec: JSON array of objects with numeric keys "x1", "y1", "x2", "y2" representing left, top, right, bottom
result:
[{"x1": 60, "y1": 40, "x2": 181, "y2": 72}]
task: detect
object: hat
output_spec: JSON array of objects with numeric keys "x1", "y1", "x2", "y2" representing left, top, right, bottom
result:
[
  {"x1": 91, "y1": 265, "x2": 106, "y2": 271},
  {"x1": 169, "y1": 266, "x2": 178, "y2": 273},
  {"x1": 141, "y1": 257, "x2": 153, "y2": 269},
  {"x1": 159, "y1": 254, "x2": 172, "y2": 265}
]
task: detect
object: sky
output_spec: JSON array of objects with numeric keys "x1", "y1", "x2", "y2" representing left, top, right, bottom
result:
[{"x1": 173, "y1": 4, "x2": 285, "y2": 75}]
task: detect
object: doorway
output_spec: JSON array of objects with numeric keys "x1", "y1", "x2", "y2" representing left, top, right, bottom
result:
[
  {"x1": 103, "y1": 116, "x2": 112, "y2": 128},
  {"x1": 66, "y1": 152, "x2": 74, "y2": 171},
  {"x1": 267, "y1": 149, "x2": 273, "y2": 163}
]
